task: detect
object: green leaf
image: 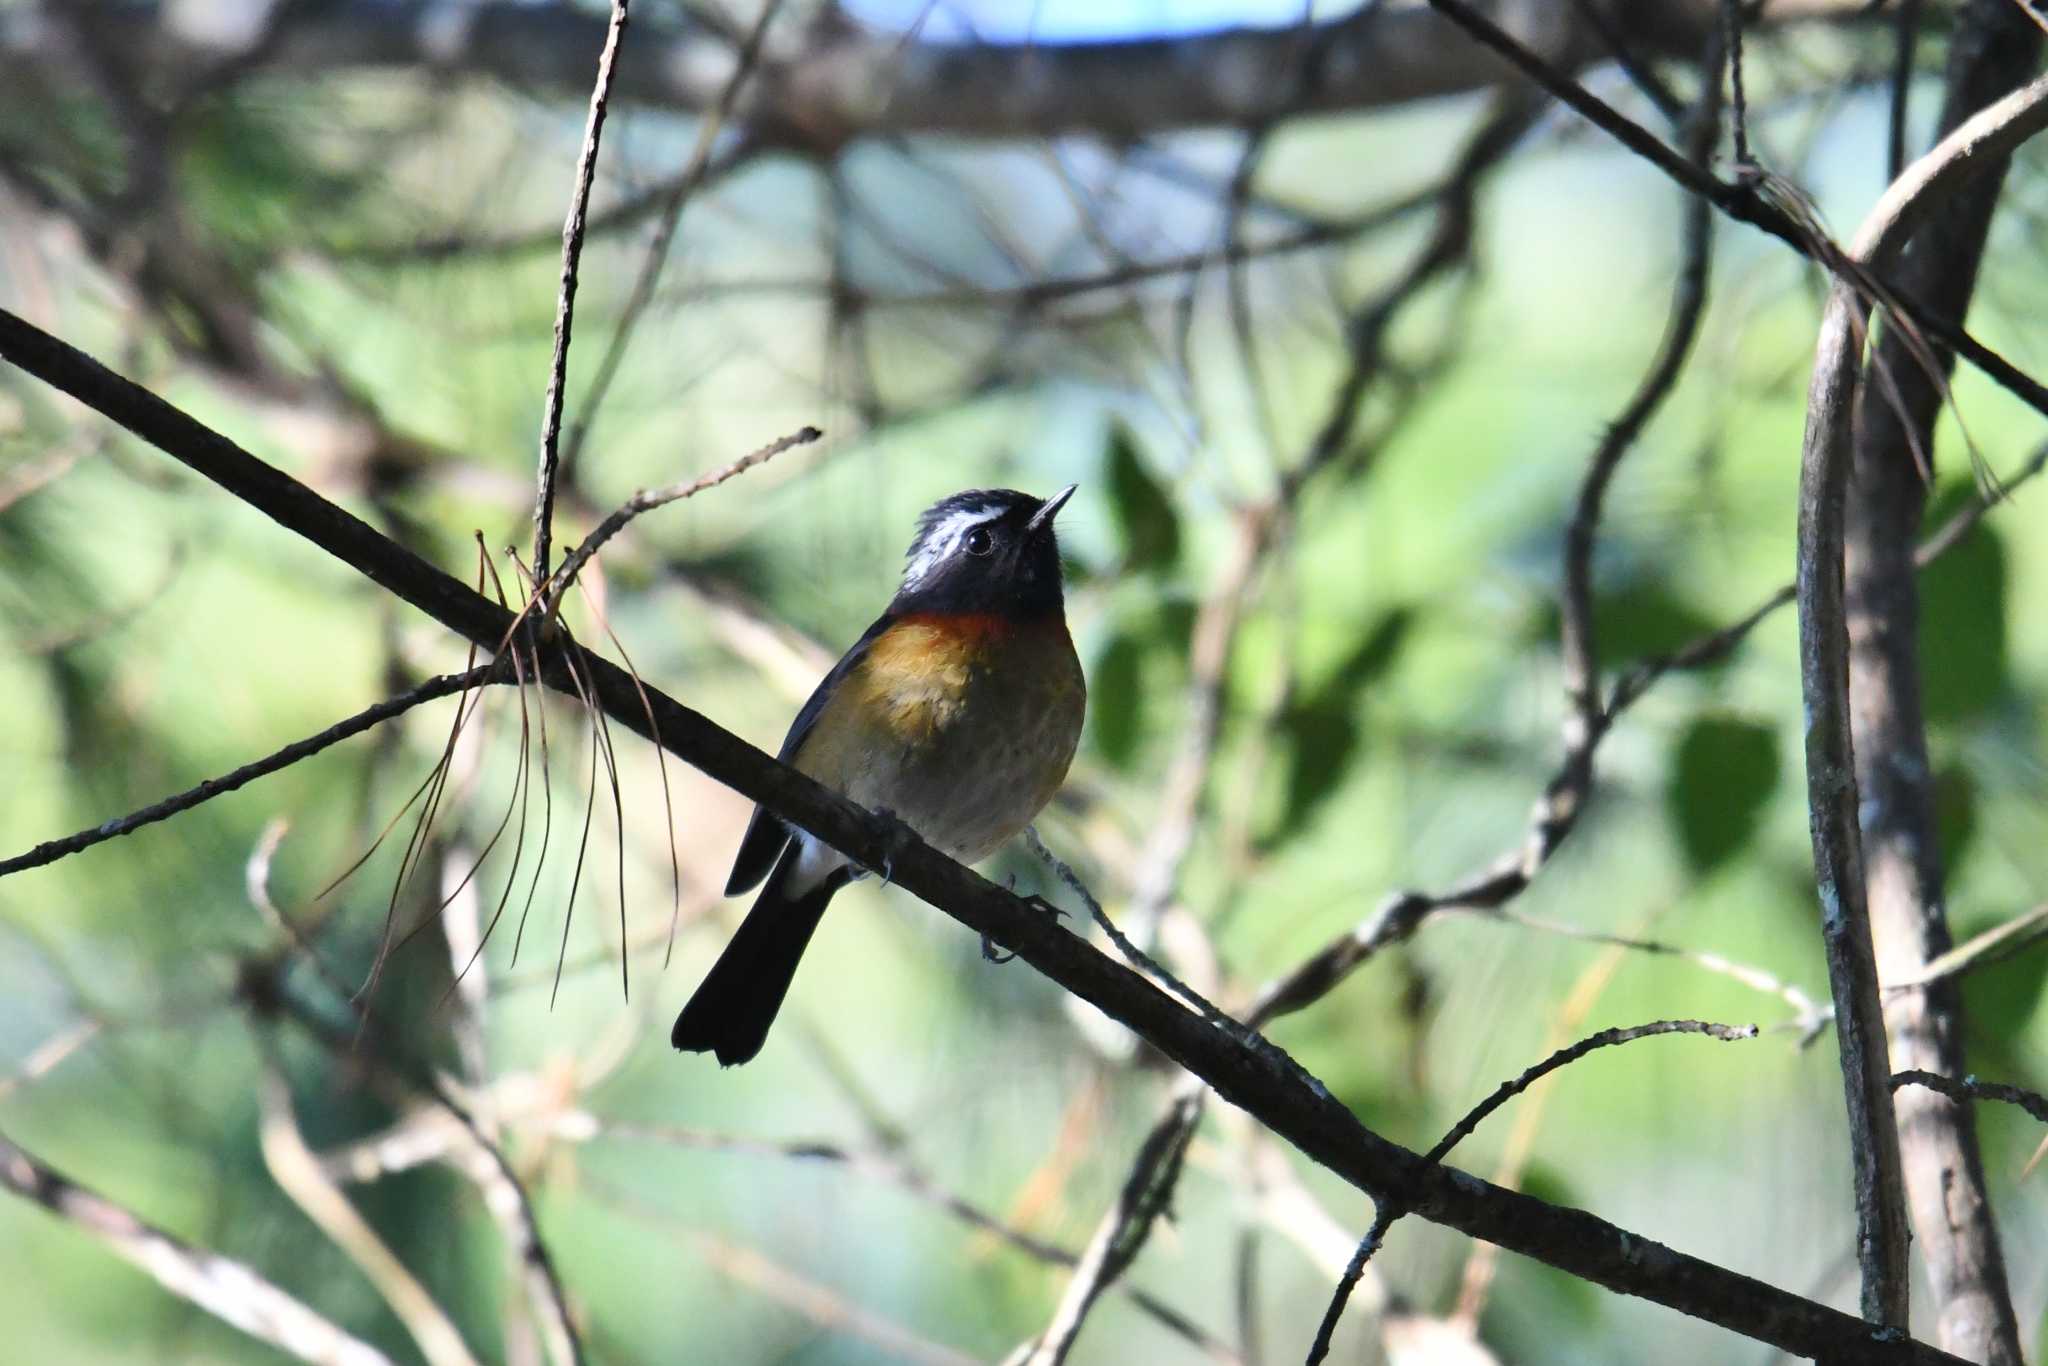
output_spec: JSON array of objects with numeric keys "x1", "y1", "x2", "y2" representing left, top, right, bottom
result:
[
  {"x1": 1667, "y1": 716, "x2": 1781, "y2": 875},
  {"x1": 1277, "y1": 707, "x2": 1362, "y2": 842},
  {"x1": 1933, "y1": 765, "x2": 1978, "y2": 876},
  {"x1": 1268, "y1": 609, "x2": 1413, "y2": 845},
  {"x1": 1090, "y1": 628, "x2": 1145, "y2": 770},
  {"x1": 1525, "y1": 578, "x2": 1721, "y2": 671},
  {"x1": 1104, "y1": 425, "x2": 1180, "y2": 573},
  {"x1": 1919, "y1": 489, "x2": 2008, "y2": 723}
]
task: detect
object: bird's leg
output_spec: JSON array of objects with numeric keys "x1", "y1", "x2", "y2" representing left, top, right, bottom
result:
[{"x1": 864, "y1": 806, "x2": 915, "y2": 885}]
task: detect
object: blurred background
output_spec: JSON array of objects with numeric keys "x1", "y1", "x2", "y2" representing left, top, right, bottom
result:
[{"x1": 2, "y1": 0, "x2": 2047, "y2": 1362}]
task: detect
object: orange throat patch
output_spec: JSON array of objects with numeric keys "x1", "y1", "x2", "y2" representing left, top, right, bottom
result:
[{"x1": 856, "y1": 612, "x2": 1043, "y2": 741}]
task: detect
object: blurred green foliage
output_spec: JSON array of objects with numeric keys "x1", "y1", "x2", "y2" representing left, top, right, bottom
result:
[{"x1": 1, "y1": 20, "x2": 2047, "y2": 1366}]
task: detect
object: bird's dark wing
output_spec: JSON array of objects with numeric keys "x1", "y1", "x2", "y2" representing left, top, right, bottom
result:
[{"x1": 722, "y1": 612, "x2": 895, "y2": 897}]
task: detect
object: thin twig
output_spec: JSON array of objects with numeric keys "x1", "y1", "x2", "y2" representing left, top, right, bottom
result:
[
  {"x1": 0, "y1": 1017, "x2": 101, "y2": 1103},
  {"x1": 532, "y1": 0, "x2": 631, "y2": 585},
  {"x1": 1497, "y1": 909, "x2": 1828, "y2": 1042},
  {"x1": 1420, "y1": 0, "x2": 2048, "y2": 426},
  {"x1": 1887, "y1": 0, "x2": 1924, "y2": 181},
  {"x1": 542, "y1": 425, "x2": 821, "y2": 620},
  {"x1": 1021, "y1": 1088, "x2": 1205, "y2": 1366},
  {"x1": 1026, "y1": 827, "x2": 1236, "y2": 1031},
  {"x1": 1306, "y1": 1021, "x2": 1759, "y2": 1365},
  {"x1": 1250, "y1": 42, "x2": 1724, "y2": 1029},
  {"x1": 1888, "y1": 902, "x2": 2048, "y2": 993},
  {"x1": 1721, "y1": 0, "x2": 1752, "y2": 169},
  {"x1": 256, "y1": 1058, "x2": 482, "y2": 1366},
  {"x1": 1892, "y1": 1071, "x2": 2048, "y2": 1126},
  {"x1": 558, "y1": 0, "x2": 787, "y2": 471},
  {"x1": 0, "y1": 666, "x2": 497, "y2": 880}
]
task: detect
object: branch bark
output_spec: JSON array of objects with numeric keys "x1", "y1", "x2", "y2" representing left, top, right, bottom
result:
[
  {"x1": 1793, "y1": 58, "x2": 2048, "y2": 1341},
  {"x1": 1843, "y1": 5, "x2": 2040, "y2": 1360},
  {"x1": 9, "y1": 0, "x2": 1874, "y2": 146},
  {"x1": 0, "y1": 304, "x2": 1987, "y2": 1366}
]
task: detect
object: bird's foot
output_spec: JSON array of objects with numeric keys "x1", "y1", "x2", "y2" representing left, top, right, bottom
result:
[
  {"x1": 865, "y1": 806, "x2": 914, "y2": 885},
  {"x1": 984, "y1": 881, "x2": 1067, "y2": 963},
  {"x1": 1007, "y1": 876, "x2": 1067, "y2": 925}
]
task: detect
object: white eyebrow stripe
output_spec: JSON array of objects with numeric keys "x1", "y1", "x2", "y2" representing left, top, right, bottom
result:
[{"x1": 904, "y1": 504, "x2": 1005, "y2": 585}]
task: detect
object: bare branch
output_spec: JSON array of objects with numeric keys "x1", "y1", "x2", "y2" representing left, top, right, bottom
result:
[
  {"x1": 1496, "y1": 910, "x2": 1829, "y2": 1041},
  {"x1": 266, "y1": 989, "x2": 584, "y2": 1366},
  {"x1": 1251, "y1": 45, "x2": 1723, "y2": 1029},
  {"x1": 0, "y1": 1127, "x2": 395, "y2": 1366},
  {"x1": 1794, "y1": 58, "x2": 2048, "y2": 1333},
  {"x1": 1891, "y1": 1071, "x2": 2048, "y2": 1127},
  {"x1": 1020, "y1": 1089, "x2": 1204, "y2": 1366},
  {"x1": 1844, "y1": 7, "x2": 2041, "y2": 1357}
]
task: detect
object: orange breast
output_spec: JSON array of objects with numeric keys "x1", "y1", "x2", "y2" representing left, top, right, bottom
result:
[{"x1": 855, "y1": 613, "x2": 1017, "y2": 741}]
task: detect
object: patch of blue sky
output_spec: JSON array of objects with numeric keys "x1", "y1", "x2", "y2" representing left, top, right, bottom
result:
[{"x1": 842, "y1": 0, "x2": 1360, "y2": 44}]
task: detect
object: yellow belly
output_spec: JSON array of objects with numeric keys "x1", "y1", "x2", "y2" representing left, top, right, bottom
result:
[{"x1": 795, "y1": 613, "x2": 1084, "y2": 864}]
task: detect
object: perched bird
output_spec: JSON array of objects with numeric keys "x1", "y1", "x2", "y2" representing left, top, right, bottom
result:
[{"x1": 672, "y1": 486, "x2": 1085, "y2": 1066}]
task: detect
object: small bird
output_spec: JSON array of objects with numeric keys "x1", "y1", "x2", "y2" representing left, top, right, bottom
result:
[{"x1": 672, "y1": 485, "x2": 1085, "y2": 1066}]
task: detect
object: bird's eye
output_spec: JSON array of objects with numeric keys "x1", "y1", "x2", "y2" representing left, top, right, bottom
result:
[{"x1": 964, "y1": 527, "x2": 994, "y2": 556}]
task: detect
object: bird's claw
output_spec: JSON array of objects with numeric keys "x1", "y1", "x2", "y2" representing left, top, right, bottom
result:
[
  {"x1": 983, "y1": 885, "x2": 1067, "y2": 964},
  {"x1": 862, "y1": 806, "x2": 915, "y2": 884},
  {"x1": 1024, "y1": 892, "x2": 1068, "y2": 924}
]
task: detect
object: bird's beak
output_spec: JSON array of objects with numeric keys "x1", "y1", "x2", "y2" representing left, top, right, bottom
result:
[{"x1": 1027, "y1": 483, "x2": 1077, "y2": 533}]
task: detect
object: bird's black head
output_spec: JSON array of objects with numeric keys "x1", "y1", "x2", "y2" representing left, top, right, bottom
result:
[{"x1": 890, "y1": 485, "x2": 1075, "y2": 618}]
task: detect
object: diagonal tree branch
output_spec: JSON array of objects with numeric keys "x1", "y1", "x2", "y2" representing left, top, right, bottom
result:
[
  {"x1": 1421, "y1": 0, "x2": 2048, "y2": 430},
  {"x1": 0, "y1": 1127, "x2": 395, "y2": 1366}
]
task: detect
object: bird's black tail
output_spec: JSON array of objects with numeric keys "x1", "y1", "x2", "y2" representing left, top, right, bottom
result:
[{"x1": 671, "y1": 847, "x2": 851, "y2": 1066}]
